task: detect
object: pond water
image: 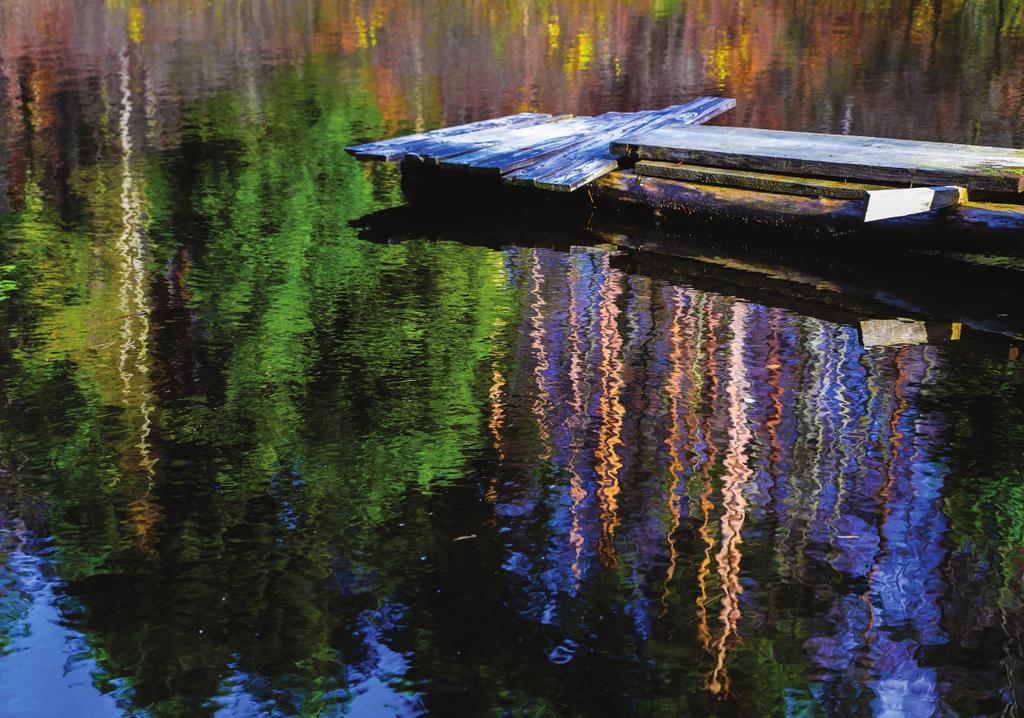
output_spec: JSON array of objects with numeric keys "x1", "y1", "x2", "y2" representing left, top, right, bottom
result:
[{"x1": 1, "y1": 1, "x2": 1024, "y2": 716}]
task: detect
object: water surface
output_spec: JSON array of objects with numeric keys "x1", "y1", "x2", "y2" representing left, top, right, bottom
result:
[{"x1": 1, "y1": 1, "x2": 1024, "y2": 716}]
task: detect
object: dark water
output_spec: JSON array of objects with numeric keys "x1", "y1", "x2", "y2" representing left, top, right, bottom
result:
[{"x1": 2, "y1": 1, "x2": 1024, "y2": 716}]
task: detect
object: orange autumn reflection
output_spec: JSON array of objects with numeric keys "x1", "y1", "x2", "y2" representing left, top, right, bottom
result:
[{"x1": 2, "y1": 0, "x2": 1022, "y2": 213}]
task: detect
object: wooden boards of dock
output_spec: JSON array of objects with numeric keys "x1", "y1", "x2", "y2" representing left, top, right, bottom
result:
[
  {"x1": 347, "y1": 98, "x2": 1024, "y2": 233},
  {"x1": 346, "y1": 96, "x2": 737, "y2": 191},
  {"x1": 632, "y1": 162, "x2": 968, "y2": 222},
  {"x1": 612, "y1": 125, "x2": 1024, "y2": 193},
  {"x1": 610, "y1": 125, "x2": 1024, "y2": 223}
]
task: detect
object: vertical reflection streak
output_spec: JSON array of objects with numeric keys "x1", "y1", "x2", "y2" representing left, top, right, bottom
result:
[
  {"x1": 660, "y1": 287, "x2": 691, "y2": 613},
  {"x1": 528, "y1": 251, "x2": 553, "y2": 460},
  {"x1": 117, "y1": 47, "x2": 151, "y2": 475},
  {"x1": 487, "y1": 318, "x2": 507, "y2": 467},
  {"x1": 792, "y1": 319, "x2": 832, "y2": 579},
  {"x1": 114, "y1": 45, "x2": 158, "y2": 546},
  {"x1": 567, "y1": 255, "x2": 588, "y2": 585},
  {"x1": 695, "y1": 296, "x2": 720, "y2": 653},
  {"x1": 487, "y1": 250, "x2": 521, "y2": 506},
  {"x1": 829, "y1": 331, "x2": 855, "y2": 523},
  {"x1": 707, "y1": 302, "x2": 754, "y2": 695},
  {"x1": 595, "y1": 257, "x2": 625, "y2": 567},
  {"x1": 763, "y1": 310, "x2": 785, "y2": 528}
]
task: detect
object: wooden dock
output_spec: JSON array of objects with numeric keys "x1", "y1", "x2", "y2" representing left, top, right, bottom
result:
[
  {"x1": 348, "y1": 96, "x2": 736, "y2": 191},
  {"x1": 346, "y1": 97, "x2": 1024, "y2": 239}
]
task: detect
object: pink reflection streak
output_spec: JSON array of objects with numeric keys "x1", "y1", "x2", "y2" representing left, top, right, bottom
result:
[
  {"x1": 695, "y1": 297, "x2": 721, "y2": 653},
  {"x1": 595, "y1": 259, "x2": 625, "y2": 567},
  {"x1": 707, "y1": 302, "x2": 755, "y2": 696},
  {"x1": 566, "y1": 257, "x2": 588, "y2": 586},
  {"x1": 660, "y1": 287, "x2": 694, "y2": 614}
]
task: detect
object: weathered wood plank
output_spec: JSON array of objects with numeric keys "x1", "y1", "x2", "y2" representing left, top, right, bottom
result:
[
  {"x1": 412, "y1": 115, "x2": 604, "y2": 168},
  {"x1": 591, "y1": 169, "x2": 1024, "y2": 241},
  {"x1": 862, "y1": 186, "x2": 967, "y2": 222},
  {"x1": 346, "y1": 112, "x2": 553, "y2": 161},
  {"x1": 404, "y1": 114, "x2": 577, "y2": 164},
  {"x1": 507, "y1": 96, "x2": 736, "y2": 191},
  {"x1": 618, "y1": 126, "x2": 1024, "y2": 165},
  {"x1": 612, "y1": 126, "x2": 1024, "y2": 193},
  {"x1": 594, "y1": 169, "x2": 865, "y2": 223},
  {"x1": 636, "y1": 161, "x2": 966, "y2": 220},
  {"x1": 439, "y1": 113, "x2": 629, "y2": 174},
  {"x1": 635, "y1": 161, "x2": 891, "y2": 199}
]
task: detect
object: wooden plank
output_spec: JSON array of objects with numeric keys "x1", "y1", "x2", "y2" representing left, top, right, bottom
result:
[
  {"x1": 618, "y1": 126, "x2": 1024, "y2": 167},
  {"x1": 508, "y1": 97, "x2": 736, "y2": 191},
  {"x1": 591, "y1": 169, "x2": 1024, "y2": 241},
  {"x1": 594, "y1": 169, "x2": 866, "y2": 223},
  {"x1": 405, "y1": 114, "x2": 600, "y2": 167},
  {"x1": 346, "y1": 113, "x2": 553, "y2": 161},
  {"x1": 636, "y1": 161, "x2": 966, "y2": 220},
  {"x1": 612, "y1": 126, "x2": 1024, "y2": 193},
  {"x1": 404, "y1": 114, "x2": 577, "y2": 164},
  {"x1": 635, "y1": 161, "x2": 891, "y2": 199},
  {"x1": 439, "y1": 113, "x2": 629, "y2": 174},
  {"x1": 862, "y1": 186, "x2": 966, "y2": 222},
  {"x1": 505, "y1": 96, "x2": 737, "y2": 191}
]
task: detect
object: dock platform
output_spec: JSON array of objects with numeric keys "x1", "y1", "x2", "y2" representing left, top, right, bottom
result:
[
  {"x1": 348, "y1": 96, "x2": 736, "y2": 191},
  {"x1": 346, "y1": 98, "x2": 1024, "y2": 240}
]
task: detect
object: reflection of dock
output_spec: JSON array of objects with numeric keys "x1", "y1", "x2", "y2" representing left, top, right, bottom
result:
[
  {"x1": 859, "y1": 319, "x2": 962, "y2": 348},
  {"x1": 347, "y1": 99, "x2": 1024, "y2": 240},
  {"x1": 352, "y1": 205, "x2": 1024, "y2": 359}
]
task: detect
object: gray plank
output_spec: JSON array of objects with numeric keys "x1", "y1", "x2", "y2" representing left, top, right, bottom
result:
[
  {"x1": 404, "y1": 114, "x2": 588, "y2": 165},
  {"x1": 448, "y1": 112, "x2": 642, "y2": 175},
  {"x1": 506, "y1": 96, "x2": 737, "y2": 191},
  {"x1": 437, "y1": 114, "x2": 622, "y2": 173},
  {"x1": 501, "y1": 104, "x2": 702, "y2": 190},
  {"x1": 346, "y1": 112, "x2": 553, "y2": 161},
  {"x1": 510, "y1": 99, "x2": 731, "y2": 190},
  {"x1": 613, "y1": 126, "x2": 1024, "y2": 193}
]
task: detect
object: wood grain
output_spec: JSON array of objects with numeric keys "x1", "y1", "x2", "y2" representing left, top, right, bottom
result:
[
  {"x1": 405, "y1": 114, "x2": 578, "y2": 164},
  {"x1": 613, "y1": 126, "x2": 1024, "y2": 193},
  {"x1": 346, "y1": 113, "x2": 555, "y2": 161},
  {"x1": 590, "y1": 170, "x2": 1024, "y2": 239},
  {"x1": 438, "y1": 114, "x2": 619, "y2": 173},
  {"x1": 634, "y1": 161, "x2": 889, "y2": 199},
  {"x1": 507, "y1": 96, "x2": 737, "y2": 191}
]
